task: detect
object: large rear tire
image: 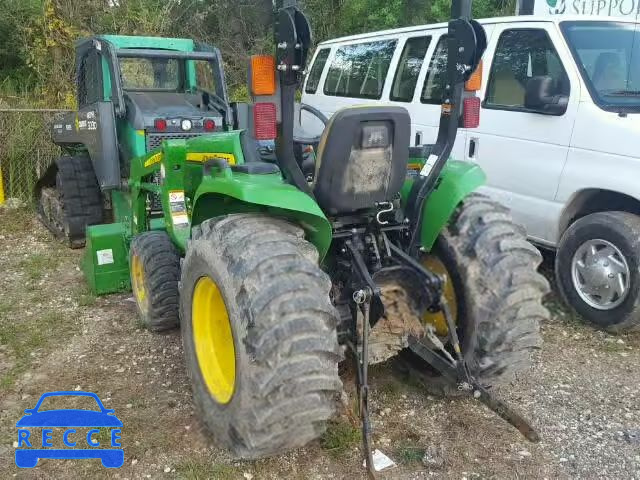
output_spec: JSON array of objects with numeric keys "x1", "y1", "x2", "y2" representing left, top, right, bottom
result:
[
  {"x1": 36, "y1": 155, "x2": 103, "y2": 248},
  {"x1": 399, "y1": 194, "x2": 549, "y2": 396},
  {"x1": 180, "y1": 214, "x2": 342, "y2": 458}
]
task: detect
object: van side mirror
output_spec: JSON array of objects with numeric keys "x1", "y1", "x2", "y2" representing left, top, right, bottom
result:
[{"x1": 524, "y1": 76, "x2": 568, "y2": 115}]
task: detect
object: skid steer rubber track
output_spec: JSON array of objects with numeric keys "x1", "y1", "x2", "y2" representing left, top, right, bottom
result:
[{"x1": 37, "y1": 155, "x2": 103, "y2": 248}]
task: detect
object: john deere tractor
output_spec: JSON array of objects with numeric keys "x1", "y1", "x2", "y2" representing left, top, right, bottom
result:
[{"x1": 36, "y1": 0, "x2": 549, "y2": 471}]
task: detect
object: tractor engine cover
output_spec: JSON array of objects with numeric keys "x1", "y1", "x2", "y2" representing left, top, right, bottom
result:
[{"x1": 365, "y1": 267, "x2": 433, "y2": 364}]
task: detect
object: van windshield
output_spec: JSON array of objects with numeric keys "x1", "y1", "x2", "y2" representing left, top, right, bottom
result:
[{"x1": 561, "y1": 21, "x2": 640, "y2": 112}]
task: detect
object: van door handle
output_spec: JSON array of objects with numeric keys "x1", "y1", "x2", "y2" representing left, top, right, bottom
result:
[
  {"x1": 415, "y1": 131, "x2": 423, "y2": 146},
  {"x1": 468, "y1": 137, "x2": 478, "y2": 159}
]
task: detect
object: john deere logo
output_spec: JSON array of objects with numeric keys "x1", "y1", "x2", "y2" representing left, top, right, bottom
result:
[{"x1": 546, "y1": 0, "x2": 566, "y2": 13}]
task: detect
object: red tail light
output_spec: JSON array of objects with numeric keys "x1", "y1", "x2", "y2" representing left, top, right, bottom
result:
[
  {"x1": 203, "y1": 119, "x2": 216, "y2": 131},
  {"x1": 154, "y1": 118, "x2": 167, "y2": 131},
  {"x1": 253, "y1": 103, "x2": 277, "y2": 140},
  {"x1": 462, "y1": 97, "x2": 480, "y2": 129}
]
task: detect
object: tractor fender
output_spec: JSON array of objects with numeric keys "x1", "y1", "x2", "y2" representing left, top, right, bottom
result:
[
  {"x1": 191, "y1": 173, "x2": 333, "y2": 259},
  {"x1": 403, "y1": 160, "x2": 486, "y2": 252}
]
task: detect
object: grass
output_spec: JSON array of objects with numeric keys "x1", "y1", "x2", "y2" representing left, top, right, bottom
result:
[
  {"x1": 376, "y1": 378, "x2": 405, "y2": 399},
  {"x1": 94, "y1": 427, "x2": 113, "y2": 446},
  {"x1": 0, "y1": 206, "x2": 35, "y2": 234},
  {"x1": 394, "y1": 442, "x2": 425, "y2": 465},
  {"x1": 175, "y1": 459, "x2": 240, "y2": 480},
  {"x1": 320, "y1": 420, "x2": 361, "y2": 456},
  {"x1": 0, "y1": 298, "x2": 14, "y2": 316},
  {"x1": 0, "y1": 310, "x2": 71, "y2": 389},
  {"x1": 19, "y1": 252, "x2": 59, "y2": 281},
  {"x1": 543, "y1": 294, "x2": 585, "y2": 328},
  {"x1": 73, "y1": 284, "x2": 97, "y2": 307}
]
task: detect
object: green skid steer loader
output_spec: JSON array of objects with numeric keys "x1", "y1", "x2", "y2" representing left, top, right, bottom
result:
[{"x1": 36, "y1": 0, "x2": 550, "y2": 472}]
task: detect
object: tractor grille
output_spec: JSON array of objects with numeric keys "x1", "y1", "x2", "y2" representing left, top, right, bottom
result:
[{"x1": 146, "y1": 132, "x2": 203, "y2": 151}]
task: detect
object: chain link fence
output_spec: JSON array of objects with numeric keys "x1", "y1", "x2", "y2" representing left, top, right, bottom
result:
[{"x1": 0, "y1": 110, "x2": 67, "y2": 205}]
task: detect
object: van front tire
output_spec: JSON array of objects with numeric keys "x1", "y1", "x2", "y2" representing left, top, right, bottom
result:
[{"x1": 556, "y1": 211, "x2": 640, "y2": 333}]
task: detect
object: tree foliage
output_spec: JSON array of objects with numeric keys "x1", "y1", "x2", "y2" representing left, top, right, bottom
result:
[{"x1": 0, "y1": 0, "x2": 515, "y2": 107}]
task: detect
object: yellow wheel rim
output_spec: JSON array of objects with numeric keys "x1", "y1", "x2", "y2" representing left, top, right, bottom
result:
[
  {"x1": 422, "y1": 254, "x2": 458, "y2": 336},
  {"x1": 131, "y1": 253, "x2": 148, "y2": 315},
  {"x1": 192, "y1": 276, "x2": 236, "y2": 404}
]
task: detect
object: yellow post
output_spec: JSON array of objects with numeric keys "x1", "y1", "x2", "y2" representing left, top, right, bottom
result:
[{"x1": 0, "y1": 165, "x2": 5, "y2": 205}]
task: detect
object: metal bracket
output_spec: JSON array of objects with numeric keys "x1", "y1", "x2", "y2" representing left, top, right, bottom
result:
[
  {"x1": 408, "y1": 296, "x2": 540, "y2": 443},
  {"x1": 349, "y1": 288, "x2": 377, "y2": 479}
]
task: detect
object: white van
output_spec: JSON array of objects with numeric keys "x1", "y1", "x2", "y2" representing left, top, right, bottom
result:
[{"x1": 301, "y1": 16, "x2": 640, "y2": 332}]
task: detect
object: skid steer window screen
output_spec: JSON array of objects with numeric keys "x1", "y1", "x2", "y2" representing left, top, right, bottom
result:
[
  {"x1": 390, "y1": 36, "x2": 431, "y2": 102},
  {"x1": 194, "y1": 60, "x2": 217, "y2": 93},
  {"x1": 323, "y1": 40, "x2": 397, "y2": 99},
  {"x1": 120, "y1": 57, "x2": 180, "y2": 90},
  {"x1": 78, "y1": 50, "x2": 103, "y2": 107}
]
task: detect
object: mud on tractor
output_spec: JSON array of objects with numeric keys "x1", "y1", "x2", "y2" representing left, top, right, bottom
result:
[{"x1": 36, "y1": 0, "x2": 550, "y2": 472}]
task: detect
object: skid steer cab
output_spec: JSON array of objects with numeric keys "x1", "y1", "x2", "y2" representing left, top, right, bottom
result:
[
  {"x1": 36, "y1": 0, "x2": 550, "y2": 474},
  {"x1": 36, "y1": 34, "x2": 229, "y2": 248}
]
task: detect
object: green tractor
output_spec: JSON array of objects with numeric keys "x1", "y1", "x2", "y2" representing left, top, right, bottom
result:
[{"x1": 36, "y1": 0, "x2": 549, "y2": 471}]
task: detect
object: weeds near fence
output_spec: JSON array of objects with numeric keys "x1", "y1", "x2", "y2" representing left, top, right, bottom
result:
[{"x1": 0, "y1": 111, "x2": 61, "y2": 203}]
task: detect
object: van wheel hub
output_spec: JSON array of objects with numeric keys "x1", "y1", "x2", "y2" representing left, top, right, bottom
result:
[{"x1": 571, "y1": 239, "x2": 630, "y2": 310}]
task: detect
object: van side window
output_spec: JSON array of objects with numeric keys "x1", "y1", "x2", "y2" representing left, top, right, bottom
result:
[
  {"x1": 323, "y1": 40, "x2": 397, "y2": 99},
  {"x1": 390, "y1": 36, "x2": 431, "y2": 102},
  {"x1": 485, "y1": 29, "x2": 570, "y2": 109},
  {"x1": 420, "y1": 36, "x2": 448, "y2": 104},
  {"x1": 305, "y1": 48, "x2": 330, "y2": 94}
]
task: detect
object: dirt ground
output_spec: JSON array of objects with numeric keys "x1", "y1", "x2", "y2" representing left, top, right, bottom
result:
[{"x1": 1, "y1": 208, "x2": 639, "y2": 480}]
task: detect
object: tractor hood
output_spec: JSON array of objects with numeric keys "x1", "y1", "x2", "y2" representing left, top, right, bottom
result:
[{"x1": 124, "y1": 91, "x2": 215, "y2": 129}]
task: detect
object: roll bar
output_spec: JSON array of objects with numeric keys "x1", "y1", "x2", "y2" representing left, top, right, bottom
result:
[{"x1": 271, "y1": 0, "x2": 486, "y2": 238}]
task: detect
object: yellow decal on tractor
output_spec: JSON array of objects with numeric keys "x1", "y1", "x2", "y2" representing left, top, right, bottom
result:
[
  {"x1": 144, "y1": 152, "x2": 163, "y2": 168},
  {"x1": 186, "y1": 152, "x2": 236, "y2": 165}
]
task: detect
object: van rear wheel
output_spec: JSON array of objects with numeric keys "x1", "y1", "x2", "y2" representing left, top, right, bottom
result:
[{"x1": 556, "y1": 211, "x2": 640, "y2": 332}]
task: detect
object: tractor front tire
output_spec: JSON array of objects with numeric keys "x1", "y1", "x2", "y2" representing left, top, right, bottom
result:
[
  {"x1": 36, "y1": 155, "x2": 103, "y2": 248},
  {"x1": 129, "y1": 231, "x2": 181, "y2": 332},
  {"x1": 180, "y1": 214, "x2": 342, "y2": 458},
  {"x1": 399, "y1": 193, "x2": 549, "y2": 396}
]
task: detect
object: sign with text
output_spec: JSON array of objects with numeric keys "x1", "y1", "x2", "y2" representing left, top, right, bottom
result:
[{"x1": 534, "y1": 0, "x2": 640, "y2": 19}]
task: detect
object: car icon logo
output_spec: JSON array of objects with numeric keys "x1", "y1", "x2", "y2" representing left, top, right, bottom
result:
[{"x1": 15, "y1": 391, "x2": 124, "y2": 468}]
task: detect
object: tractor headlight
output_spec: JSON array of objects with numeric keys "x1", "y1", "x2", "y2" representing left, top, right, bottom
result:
[{"x1": 181, "y1": 119, "x2": 193, "y2": 131}]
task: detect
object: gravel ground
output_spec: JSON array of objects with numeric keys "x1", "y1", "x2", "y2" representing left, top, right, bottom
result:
[{"x1": 0, "y1": 208, "x2": 639, "y2": 479}]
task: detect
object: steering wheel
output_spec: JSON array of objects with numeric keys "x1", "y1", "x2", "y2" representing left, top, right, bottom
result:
[{"x1": 293, "y1": 103, "x2": 329, "y2": 147}]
